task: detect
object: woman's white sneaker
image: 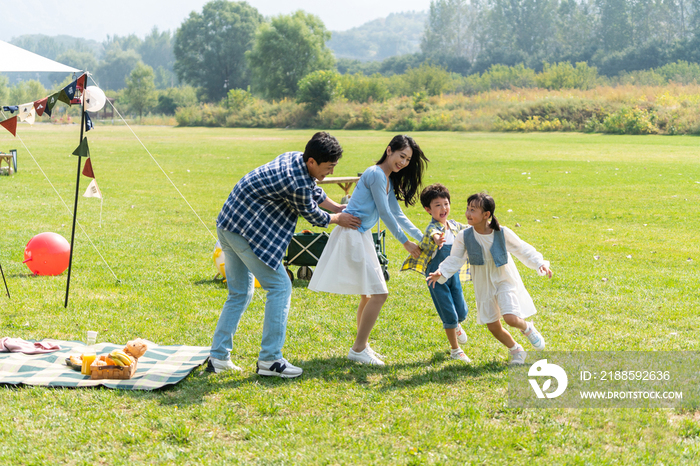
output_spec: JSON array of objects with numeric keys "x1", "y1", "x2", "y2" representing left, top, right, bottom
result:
[
  {"x1": 348, "y1": 347, "x2": 385, "y2": 365},
  {"x1": 366, "y1": 345, "x2": 385, "y2": 360}
]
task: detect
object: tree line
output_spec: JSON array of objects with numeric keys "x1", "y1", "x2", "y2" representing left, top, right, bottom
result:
[
  {"x1": 420, "y1": 0, "x2": 700, "y2": 77},
  {"x1": 5, "y1": 0, "x2": 700, "y2": 118}
]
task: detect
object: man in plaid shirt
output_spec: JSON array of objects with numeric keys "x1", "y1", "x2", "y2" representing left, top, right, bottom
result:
[{"x1": 208, "y1": 132, "x2": 360, "y2": 378}]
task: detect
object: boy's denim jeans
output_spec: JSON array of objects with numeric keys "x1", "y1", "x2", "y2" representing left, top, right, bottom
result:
[{"x1": 426, "y1": 243, "x2": 468, "y2": 329}]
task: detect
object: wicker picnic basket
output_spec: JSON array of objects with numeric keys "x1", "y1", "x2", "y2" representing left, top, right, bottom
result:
[{"x1": 90, "y1": 356, "x2": 138, "y2": 380}]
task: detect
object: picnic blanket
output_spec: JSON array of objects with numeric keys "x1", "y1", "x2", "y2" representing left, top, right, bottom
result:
[{"x1": 0, "y1": 340, "x2": 210, "y2": 390}]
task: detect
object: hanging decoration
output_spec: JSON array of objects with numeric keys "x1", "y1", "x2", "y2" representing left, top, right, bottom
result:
[
  {"x1": 84, "y1": 86, "x2": 106, "y2": 112},
  {"x1": 0, "y1": 72, "x2": 108, "y2": 307},
  {"x1": 0, "y1": 116, "x2": 17, "y2": 136},
  {"x1": 82, "y1": 157, "x2": 95, "y2": 178}
]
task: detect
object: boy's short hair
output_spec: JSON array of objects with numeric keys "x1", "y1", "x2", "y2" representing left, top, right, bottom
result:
[
  {"x1": 303, "y1": 132, "x2": 343, "y2": 164},
  {"x1": 420, "y1": 183, "x2": 450, "y2": 208}
]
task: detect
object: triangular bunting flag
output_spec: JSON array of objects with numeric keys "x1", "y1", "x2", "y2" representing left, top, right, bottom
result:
[
  {"x1": 82, "y1": 157, "x2": 95, "y2": 178},
  {"x1": 19, "y1": 103, "x2": 33, "y2": 121},
  {"x1": 72, "y1": 138, "x2": 90, "y2": 158},
  {"x1": 57, "y1": 89, "x2": 71, "y2": 105},
  {"x1": 45, "y1": 93, "x2": 60, "y2": 117},
  {"x1": 77, "y1": 74, "x2": 87, "y2": 90},
  {"x1": 34, "y1": 98, "x2": 48, "y2": 117},
  {"x1": 63, "y1": 79, "x2": 78, "y2": 100},
  {"x1": 83, "y1": 179, "x2": 102, "y2": 199},
  {"x1": 2, "y1": 106, "x2": 19, "y2": 113},
  {"x1": 19, "y1": 104, "x2": 36, "y2": 125},
  {"x1": 0, "y1": 116, "x2": 17, "y2": 136},
  {"x1": 85, "y1": 111, "x2": 94, "y2": 132}
]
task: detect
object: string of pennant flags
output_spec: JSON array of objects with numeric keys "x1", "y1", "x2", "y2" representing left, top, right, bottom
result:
[
  {"x1": 2, "y1": 71, "x2": 214, "y2": 306},
  {"x1": 1, "y1": 72, "x2": 101, "y2": 199},
  {"x1": 0, "y1": 72, "x2": 108, "y2": 307}
]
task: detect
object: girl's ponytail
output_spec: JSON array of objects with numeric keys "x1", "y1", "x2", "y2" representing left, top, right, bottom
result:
[{"x1": 467, "y1": 192, "x2": 500, "y2": 231}]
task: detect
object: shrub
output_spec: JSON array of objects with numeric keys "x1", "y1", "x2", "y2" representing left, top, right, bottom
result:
[
  {"x1": 601, "y1": 107, "x2": 658, "y2": 134},
  {"x1": 401, "y1": 63, "x2": 453, "y2": 96},
  {"x1": 536, "y1": 62, "x2": 599, "y2": 90},
  {"x1": 343, "y1": 106, "x2": 378, "y2": 129},
  {"x1": 387, "y1": 109, "x2": 418, "y2": 131},
  {"x1": 227, "y1": 88, "x2": 254, "y2": 110},
  {"x1": 493, "y1": 116, "x2": 568, "y2": 132},
  {"x1": 417, "y1": 112, "x2": 453, "y2": 131},
  {"x1": 296, "y1": 70, "x2": 342, "y2": 114},
  {"x1": 175, "y1": 105, "x2": 201, "y2": 126},
  {"x1": 457, "y1": 64, "x2": 537, "y2": 94},
  {"x1": 656, "y1": 61, "x2": 700, "y2": 85},
  {"x1": 157, "y1": 86, "x2": 198, "y2": 115},
  {"x1": 339, "y1": 73, "x2": 391, "y2": 103}
]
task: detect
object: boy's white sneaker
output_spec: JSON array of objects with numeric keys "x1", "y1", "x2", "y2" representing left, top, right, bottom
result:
[
  {"x1": 206, "y1": 357, "x2": 242, "y2": 373},
  {"x1": 522, "y1": 322, "x2": 545, "y2": 350},
  {"x1": 455, "y1": 324, "x2": 468, "y2": 344},
  {"x1": 509, "y1": 348, "x2": 527, "y2": 365},
  {"x1": 450, "y1": 348, "x2": 471, "y2": 364},
  {"x1": 348, "y1": 347, "x2": 385, "y2": 366}
]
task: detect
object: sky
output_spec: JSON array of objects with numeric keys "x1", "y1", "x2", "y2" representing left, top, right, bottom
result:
[{"x1": 0, "y1": 0, "x2": 432, "y2": 42}]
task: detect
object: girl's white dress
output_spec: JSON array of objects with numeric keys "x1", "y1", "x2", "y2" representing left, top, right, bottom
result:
[
  {"x1": 437, "y1": 226, "x2": 549, "y2": 325},
  {"x1": 309, "y1": 165, "x2": 422, "y2": 295}
]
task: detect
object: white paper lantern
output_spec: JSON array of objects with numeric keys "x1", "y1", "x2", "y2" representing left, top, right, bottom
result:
[{"x1": 84, "y1": 86, "x2": 106, "y2": 112}]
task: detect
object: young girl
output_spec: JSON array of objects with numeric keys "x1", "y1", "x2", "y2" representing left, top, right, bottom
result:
[
  {"x1": 309, "y1": 135, "x2": 428, "y2": 365},
  {"x1": 427, "y1": 192, "x2": 552, "y2": 365}
]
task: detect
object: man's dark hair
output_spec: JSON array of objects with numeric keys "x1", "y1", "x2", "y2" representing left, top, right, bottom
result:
[
  {"x1": 420, "y1": 183, "x2": 450, "y2": 208},
  {"x1": 303, "y1": 132, "x2": 343, "y2": 163}
]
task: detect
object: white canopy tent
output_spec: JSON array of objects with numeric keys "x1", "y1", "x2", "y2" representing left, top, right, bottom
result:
[{"x1": 0, "y1": 40, "x2": 79, "y2": 73}]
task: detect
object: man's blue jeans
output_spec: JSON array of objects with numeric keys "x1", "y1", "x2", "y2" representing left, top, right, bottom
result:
[{"x1": 210, "y1": 228, "x2": 292, "y2": 362}]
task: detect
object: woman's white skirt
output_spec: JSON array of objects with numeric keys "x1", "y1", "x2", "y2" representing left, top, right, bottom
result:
[{"x1": 308, "y1": 226, "x2": 387, "y2": 295}]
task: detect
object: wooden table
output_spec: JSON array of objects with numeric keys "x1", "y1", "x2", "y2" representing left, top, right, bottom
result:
[
  {"x1": 317, "y1": 176, "x2": 360, "y2": 203},
  {"x1": 0, "y1": 153, "x2": 13, "y2": 175}
]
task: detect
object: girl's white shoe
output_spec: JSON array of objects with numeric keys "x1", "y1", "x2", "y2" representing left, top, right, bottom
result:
[
  {"x1": 509, "y1": 348, "x2": 527, "y2": 365},
  {"x1": 522, "y1": 323, "x2": 545, "y2": 350},
  {"x1": 450, "y1": 348, "x2": 472, "y2": 364}
]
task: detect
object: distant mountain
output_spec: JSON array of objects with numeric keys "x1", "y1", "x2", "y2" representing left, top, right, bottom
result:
[{"x1": 327, "y1": 11, "x2": 428, "y2": 62}]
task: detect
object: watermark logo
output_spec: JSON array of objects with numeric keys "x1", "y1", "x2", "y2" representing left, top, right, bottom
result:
[{"x1": 528, "y1": 359, "x2": 568, "y2": 399}]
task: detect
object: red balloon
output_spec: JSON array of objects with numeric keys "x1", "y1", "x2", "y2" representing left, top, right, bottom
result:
[{"x1": 23, "y1": 232, "x2": 71, "y2": 276}]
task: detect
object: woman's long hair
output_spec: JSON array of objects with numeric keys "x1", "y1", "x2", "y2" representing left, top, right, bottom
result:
[{"x1": 376, "y1": 135, "x2": 429, "y2": 207}]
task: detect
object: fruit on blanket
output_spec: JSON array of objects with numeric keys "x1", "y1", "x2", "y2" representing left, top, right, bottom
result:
[
  {"x1": 124, "y1": 338, "x2": 148, "y2": 359},
  {"x1": 109, "y1": 349, "x2": 134, "y2": 366}
]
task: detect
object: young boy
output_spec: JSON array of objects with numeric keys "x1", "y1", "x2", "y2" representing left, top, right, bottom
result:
[{"x1": 401, "y1": 183, "x2": 471, "y2": 363}]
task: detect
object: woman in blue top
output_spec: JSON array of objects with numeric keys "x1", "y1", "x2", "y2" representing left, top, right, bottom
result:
[{"x1": 309, "y1": 135, "x2": 428, "y2": 365}]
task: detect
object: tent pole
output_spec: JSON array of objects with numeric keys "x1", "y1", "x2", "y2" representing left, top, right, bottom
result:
[
  {"x1": 64, "y1": 73, "x2": 87, "y2": 308},
  {"x1": 0, "y1": 261, "x2": 9, "y2": 299}
]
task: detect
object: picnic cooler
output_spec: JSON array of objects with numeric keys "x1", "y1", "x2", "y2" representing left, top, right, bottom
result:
[{"x1": 284, "y1": 229, "x2": 389, "y2": 282}]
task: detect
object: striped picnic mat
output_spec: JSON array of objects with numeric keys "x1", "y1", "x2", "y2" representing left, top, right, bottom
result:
[{"x1": 0, "y1": 340, "x2": 210, "y2": 390}]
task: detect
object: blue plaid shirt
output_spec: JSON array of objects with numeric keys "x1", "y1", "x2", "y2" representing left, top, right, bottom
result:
[{"x1": 217, "y1": 151, "x2": 330, "y2": 269}]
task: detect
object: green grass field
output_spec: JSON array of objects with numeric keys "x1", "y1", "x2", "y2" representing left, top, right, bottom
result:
[{"x1": 1, "y1": 125, "x2": 699, "y2": 465}]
